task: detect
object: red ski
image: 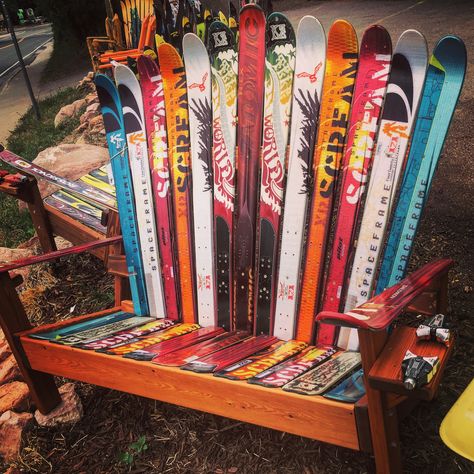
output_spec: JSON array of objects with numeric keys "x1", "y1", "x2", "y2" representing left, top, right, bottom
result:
[
  {"x1": 233, "y1": 5, "x2": 266, "y2": 331},
  {"x1": 182, "y1": 334, "x2": 278, "y2": 373},
  {"x1": 124, "y1": 326, "x2": 225, "y2": 360},
  {"x1": 318, "y1": 25, "x2": 392, "y2": 346},
  {"x1": 138, "y1": 55, "x2": 180, "y2": 320},
  {"x1": 153, "y1": 331, "x2": 249, "y2": 366}
]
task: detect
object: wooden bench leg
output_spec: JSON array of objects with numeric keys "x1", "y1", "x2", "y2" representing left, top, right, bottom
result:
[
  {"x1": 359, "y1": 330, "x2": 402, "y2": 473},
  {"x1": 0, "y1": 273, "x2": 61, "y2": 414}
]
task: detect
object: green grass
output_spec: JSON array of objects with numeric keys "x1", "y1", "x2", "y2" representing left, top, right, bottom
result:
[{"x1": 0, "y1": 87, "x2": 87, "y2": 248}]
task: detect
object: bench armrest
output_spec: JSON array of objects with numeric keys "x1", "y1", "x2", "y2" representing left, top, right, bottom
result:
[
  {"x1": 316, "y1": 258, "x2": 453, "y2": 331},
  {"x1": 0, "y1": 236, "x2": 122, "y2": 274}
]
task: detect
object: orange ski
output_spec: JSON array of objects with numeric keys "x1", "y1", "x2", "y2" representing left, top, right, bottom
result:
[
  {"x1": 158, "y1": 43, "x2": 197, "y2": 323},
  {"x1": 296, "y1": 20, "x2": 359, "y2": 343}
]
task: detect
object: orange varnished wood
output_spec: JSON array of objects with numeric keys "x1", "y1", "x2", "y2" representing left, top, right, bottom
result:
[
  {"x1": 45, "y1": 203, "x2": 108, "y2": 261},
  {"x1": 369, "y1": 326, "x2": 454, "y2": 401},
  {"x1": 107, "y1": 255, "x2": 128, "y2": 277},
  {"x1": 121, "y1": 300, "x2": 134, "y2": 313},
  {"x1": 20, "y1": 336, "x2": 360, "y2": 451}
]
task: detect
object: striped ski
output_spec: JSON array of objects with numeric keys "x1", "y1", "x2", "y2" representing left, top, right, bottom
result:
[
  {"x1": 318, "y1": 25, "x2": 392, "y2": 347},
  {"x1": 115, "y1": 63, "x2": 167, "y2": 318},
  {"x1": 208, "y1": 21, "x2": 238, "y2": 331},
  {"x1": 158, "y1": 42, "x2": 197, "y2": 323},
  {"x1": 233, "y1": 4, "x2": 266, "y2": 331},
  {"x1": 95, "y1": 73, "x2": 149, "y2": 315},
  {"x1": 183, "y1": 33, "x2": 217, "y2": 326},
  {"x1": 341, "y1": 30, "x2": 428, "y2": 350},
  {"x1": 376, "y1": 36, "x2": 467, "y2": 292},
  {"x1": 296, "y1": 20, "x2": 358, "y2": 343},
  {"x1": 249, "y1": 346, "x2": 336, "y2": 387},
  {"x1": 254, "y1": 12, "x2": 296, "y2": 336},
  {"x1": 138, "y1": 55, "x2": 180, "y2": 321},
  {"x1": 273, "y1": 16, "x2": 326, "y2": 340}
]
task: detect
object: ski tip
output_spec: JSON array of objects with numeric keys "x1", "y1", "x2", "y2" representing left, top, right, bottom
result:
[
  {"x1": 208, "y1": 21, "x2": 236, "y2": 53},
  {"x1": 361, "y1": 24, "x2": 392, "y2": 56},
  {"x1": 266, "y1": 12, "x2": 295, "y2": 46},
  {"x1": 431, "y1": 35, "x2": 467, "y2": 72},
  {"x1": 297, "y1": 15, "x2": 325, "y2": 43},
  {"x1": 240, "y1": 3, "x2": 265, "y2": 16},
  {"x1": 395, "y1": 29, "x2": 427, "y2": 53},
  {"x1": 182, "y1": 32, "x2": 207, "y2": 56}
]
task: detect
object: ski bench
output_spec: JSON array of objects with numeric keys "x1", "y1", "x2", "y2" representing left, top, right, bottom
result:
[
  {"x1": 0, "y1": 6, "x2": 466, "y2": 474},
  {"x1": 0, "y1": 161, "x2": 119, "y2": 262}
]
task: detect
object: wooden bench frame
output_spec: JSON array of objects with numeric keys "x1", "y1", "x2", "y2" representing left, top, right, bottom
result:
[{"x1": 0, "y1": 235, "x2": 453, "y2": 474}]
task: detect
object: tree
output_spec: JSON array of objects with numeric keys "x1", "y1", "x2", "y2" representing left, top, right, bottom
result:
[{"x1": 35, "y1": 0, "x2": 106, "y2": 45}]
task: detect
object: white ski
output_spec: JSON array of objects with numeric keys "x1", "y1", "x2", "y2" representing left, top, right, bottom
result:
[
  {"x1": 273, "y1": 16, "x2": 326, "y2": 340},
  {"x1": 183, "y1": 33, "x2": 216, "y2": 327}
]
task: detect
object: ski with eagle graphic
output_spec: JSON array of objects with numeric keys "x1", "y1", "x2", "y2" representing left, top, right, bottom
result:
[
  {"x1": 183, "y1": 32, "x2": 217, "y2": 327},
  {"x1": 272, "y1": 15, "x2": 326, "y2": 340}
]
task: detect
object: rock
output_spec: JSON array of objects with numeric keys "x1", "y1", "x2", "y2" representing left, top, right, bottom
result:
[
  {"x1": 78, "y1": 71, "x2": 95, "y2": 89},
  {"x1": 34, "y1": 383, "x2": 83, "y2": 427},
  {"x1": 89, "y1": 115, "x2": 103, "y2": 127},
  {"x1": 32, "y1": 144, "x2": 110, "y2": 199},
  {"x1": 0, "y1": 382, "x2": 30, "y2": 413},
  {"x1": 79, "y1": 108, "x2": 96, "y2": 125},
  {"x1": 0, "y1": 411, "x2": 33, "y2": 461},
  {"x1": 0, "y1": 339, "x2": 12, "y2": 364},
  {"x1": 0, "y1": 355, "x2": 22, "y2": 385},
  {"x1": 54, "y1": 99, "x2": 87, "y2": 128},
  {"x1": 85, "y1": 102, "x2": 100, "y2": 114},
  {"x1": 85, "y1": 92, "x2": 98, "y2": 105}
]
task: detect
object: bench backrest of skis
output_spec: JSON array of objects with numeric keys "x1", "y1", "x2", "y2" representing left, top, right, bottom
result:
[
  {"x1": 115, "y1": 63, "x2": 167, "y2": 318},
  {"x1": 339, "y1": 30, "x2": 428, "y2": 351},
  {"x1": 317, "y1": 25, "x2": 392, "y2": 347},
  {"x1": 254, "y1": 12, "x2": 295, "y2": 336},
  {"x1": 95, "y1": 73, "x2": 149, "y2": 317},
  {"x1": 375, "y1": 35, "x2": 467, "y2": 293},
  {"x1": 272, "y1": 15, "x2": 325, "y2": 341},
  {"x1": 137, "y1": 55, "x2": 180, "y2": 321},
  {"x1": 158, "y1": 42, "x2": 198, "y2": 323},
  {"x1": 295, "y1": 19, "x2": 358, "y2": 344},
  {"x1": 0, "y1": 147, "x2": 117, "y2": 211},
  {"x1": 208, "y1": 21, "x2": 238, "y2": 331},
  {"x1": 233, "y1": 4, "x2": 266, "y2": 332},
  {"x1": 183, "y1": 33, "x2": 217, "y2": 326}
]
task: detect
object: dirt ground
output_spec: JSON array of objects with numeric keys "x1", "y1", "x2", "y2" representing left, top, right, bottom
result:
[{"x1": 2, "y1": 0, "x2": 474, "y2": 472}]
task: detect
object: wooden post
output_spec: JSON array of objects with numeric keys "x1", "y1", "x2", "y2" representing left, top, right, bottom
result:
[
  {"x1": 358, "y1": 329, "x2": 402, "y2": 474},
  {"x1": 23, "y1": 178, "x2": 57, "y2": 254},
  {"x1": 0, "y1": 272, "x2": 61, "y2": 413}
]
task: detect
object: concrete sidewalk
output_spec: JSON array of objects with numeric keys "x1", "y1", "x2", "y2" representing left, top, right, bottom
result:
[{"x1": 0, "y1": 41, "x2": 90, "y2": 143}]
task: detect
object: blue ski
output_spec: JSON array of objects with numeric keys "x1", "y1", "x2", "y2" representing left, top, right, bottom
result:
[
  {"x1": 376, "y1": 36, "x2": 466, "y2": 293},
  {"x1": 95, "y1": 74, "x2": 149, "y2": 316}
]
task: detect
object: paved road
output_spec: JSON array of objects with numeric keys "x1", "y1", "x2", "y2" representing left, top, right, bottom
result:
[{"x1": 0, "y1": 23, "x2": 52, "y2": 85}]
